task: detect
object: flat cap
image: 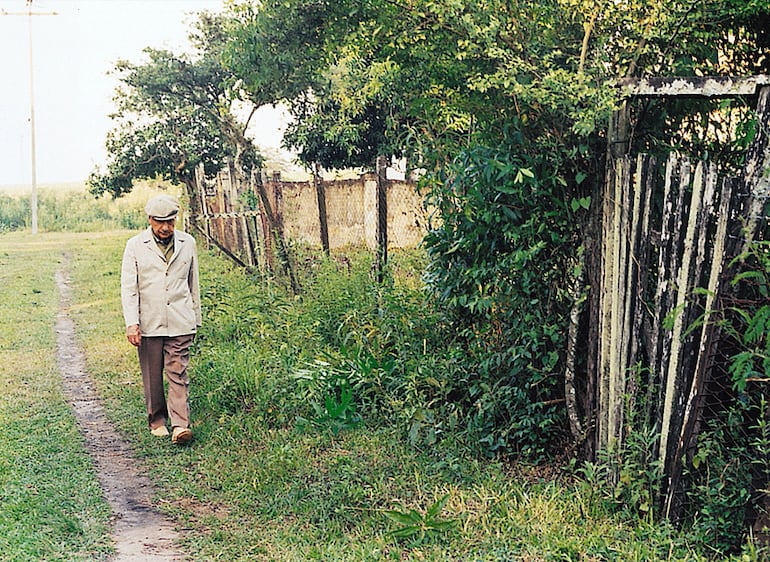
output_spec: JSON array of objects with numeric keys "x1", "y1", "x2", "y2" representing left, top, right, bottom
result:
[{"x1": 145, "y1": 194, "x2": 180, "y2": 221}]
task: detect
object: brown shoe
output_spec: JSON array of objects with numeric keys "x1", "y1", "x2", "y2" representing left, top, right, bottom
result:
[{"x1": 172, "y1": 426, "x2": 193, "y2": 444}]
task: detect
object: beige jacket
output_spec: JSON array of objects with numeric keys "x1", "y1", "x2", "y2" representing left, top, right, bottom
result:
[{"x1": 121, "y1": 228, "x2": 202, "y2": 337}]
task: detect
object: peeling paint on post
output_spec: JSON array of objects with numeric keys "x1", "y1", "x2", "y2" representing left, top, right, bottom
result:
[{"x1": 617, "y1": 75, "x2": 770, "y2": 98}]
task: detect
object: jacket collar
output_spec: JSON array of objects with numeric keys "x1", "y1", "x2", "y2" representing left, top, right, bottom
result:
[{"x1": 140, "y1": 227, "x2": 184, "y2": 264}]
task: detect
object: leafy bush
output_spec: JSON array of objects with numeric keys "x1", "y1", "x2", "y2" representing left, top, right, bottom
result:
[
  {"x1": 728, "y1": 241, "x2": 770, "y2": 394},
  {"x1": 421, "y1": 133, "x2": 578, "y2": 460}
]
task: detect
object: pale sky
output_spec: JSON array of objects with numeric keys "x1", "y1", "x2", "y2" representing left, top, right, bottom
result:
[{"x1": 0, "y1": 0, "x2": 288, "y2": 187}]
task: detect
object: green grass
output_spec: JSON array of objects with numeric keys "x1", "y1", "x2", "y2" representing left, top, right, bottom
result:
[
  {"x1": 1, "y1": 229, "x2": 764, "y2": 561},
  {"x1": 0, "y1": 232, "x2": 112, "y2": 561},
  {"x1": 63, "y1": 231, "x2": 761, "y2": 561}
]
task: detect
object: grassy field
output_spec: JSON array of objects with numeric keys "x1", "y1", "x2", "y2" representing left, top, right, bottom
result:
[
  {"x1": 0, "y1": 230, "x2": 763, "y2": 561},
  {"x1": 0, "y1": 233, "x2": 112, "y2": 561}
]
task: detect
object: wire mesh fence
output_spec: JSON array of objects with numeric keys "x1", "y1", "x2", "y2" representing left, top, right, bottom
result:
[{"x1": 187, "y1": 159, "x2": 429, "y2": 276}]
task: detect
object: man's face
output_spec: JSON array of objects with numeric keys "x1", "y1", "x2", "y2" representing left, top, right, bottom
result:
[{"x1": 149, "y1": 217, "x2": 176, "y2": 240}]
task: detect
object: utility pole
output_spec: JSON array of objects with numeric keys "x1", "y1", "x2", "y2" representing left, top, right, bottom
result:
[{"x1": 1, "y1": 1, "x2": 57, "y2": 234}]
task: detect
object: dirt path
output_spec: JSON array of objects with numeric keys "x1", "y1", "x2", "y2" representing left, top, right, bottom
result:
[{"x1": 55, "y1": 261, "x2": 188, "y2": 561}]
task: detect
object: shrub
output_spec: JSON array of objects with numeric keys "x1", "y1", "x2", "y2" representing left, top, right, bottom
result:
[{"x1": 421, "y1": 134, "x2": 577, "y2": 459}]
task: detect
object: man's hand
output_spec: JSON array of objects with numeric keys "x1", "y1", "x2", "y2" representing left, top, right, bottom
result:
[{"x1": 126, "y1": 324, "x2": 142, "y2": 347}]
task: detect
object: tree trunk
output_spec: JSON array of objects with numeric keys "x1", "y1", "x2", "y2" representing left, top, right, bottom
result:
[{"x1": 565, "y1": 249, "x2": 586, "y2": 440}]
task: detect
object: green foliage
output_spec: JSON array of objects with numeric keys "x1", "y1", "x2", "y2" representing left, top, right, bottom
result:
[
  {"x1": 296, "y1": 372, "x2": 363, "y2": 436},
  {"x1": 571, "y1": 375, "x2": 666, "y2": 523},
  {"x1": 682, "y1": 406, "x2": 756, "y2": 554},
  {"x1": 191, "y1": 247, "x2": 460, "y2": 455},
  {"x1": 728, "y1": 242, "x2": 770, "y2": 394},
  {"x1": 591, "y1": 425, "x2": 665, "y2": 520},
  {"x1": 222, "y1": 0, "x2": 770, "y2": 172},
  {"x1": 0, "y1": 189, "x2": 146, "y2": 232},
  {"x1": 287, "y1": 251, "x2": 450, "y2": 429},
  {"x1": 39, "y1": 231, "x2": 764, "y2": 560},
  {"x1": 225, "y1": 0, "x2": 348, "y2": 104},
  {"x1": 750, "y1": 395, "x2": 770, "y2": 532},
  {"x1": 89, "y1": 12, "x2": 258, "y2": 199},
  {"x1": 193, "y1": 262, "x2": 307, "y2": 427},
  {"x1": 0, "y1": 193, "x2": 30, "y2": 232},
  {"x1": 384, "y1": 494, "x2": 458, "y2": 543},
  {"x1": 226, "y1": 0, "x2": 405, "y2": 169},
  {"x1": 421, "y1": 131, "x2": 575, "y2": 459}
]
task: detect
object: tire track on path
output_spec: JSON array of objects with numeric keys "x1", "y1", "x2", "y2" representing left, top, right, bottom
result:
[{"x1": 55, "y1": 258, "x2": 188, "y2": 561}]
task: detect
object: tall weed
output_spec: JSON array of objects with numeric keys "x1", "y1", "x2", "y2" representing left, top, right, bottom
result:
[
  {"x1": 194, "y1": 246, "x2": 463, "y2": 447},
  {"x1": 194, "y1": 261, "x2": 313, "y2": 427}
]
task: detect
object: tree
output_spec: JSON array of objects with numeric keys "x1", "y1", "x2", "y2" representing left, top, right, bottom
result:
[
  {"x1": 224, "y1": 0, "x2": 394, "y2": 170},
  {"x1": 219, "y1": 0, "x2": 770, "y2": 458},
  {"x1": 225, "y1": 0, "x2": 533, "y2": 171},
  {"x1": 88, "y1": 12, "x2": 260, "y2": 206},
  {"x1": 89, "y1": 12, "x2": 303, "y2": 292}
]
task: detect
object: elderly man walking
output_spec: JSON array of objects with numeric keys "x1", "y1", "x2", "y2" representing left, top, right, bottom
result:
[{"x1": 121, "y1": 194, "x2": 201, "y2": 444}]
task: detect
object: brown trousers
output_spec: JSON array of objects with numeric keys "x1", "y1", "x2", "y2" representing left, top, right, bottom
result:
[{"x1": 138, "y1": 334, "x2": 194, "y2": 430}]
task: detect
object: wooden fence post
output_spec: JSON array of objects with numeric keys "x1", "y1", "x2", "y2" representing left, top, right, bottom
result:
[
  {"x1": 607, "y1": 101, "x2": 631, "y2": 159},
  {"x1": 658, "y1": 159, "x2": 703, "y2": 476},
  {"x1": 664, "y1": 170, "x2": 732, "y2": 518},
  {"x1": 313, "y1": 162, "x2": 330, "y2": 255},
  {"x1": 248, "y1": 169, "x2": 265, "y2": 272},
  {"x1": 193, "y1": 163, "x2": 212, "y2": 248},
  {"x1": 375, "y1": 155, "x2": 388, "y2": 283},
  {"x1": 742, "y1": 86, "x2": 770, "y2": 252},
  {"x1": 260, "y1": 170, "x2": 300, "y2": 294}
]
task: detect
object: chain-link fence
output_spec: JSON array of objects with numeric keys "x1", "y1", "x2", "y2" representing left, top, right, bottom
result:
[{"x1": 187, "y1": 159, "x2": 429, "y2": 277}]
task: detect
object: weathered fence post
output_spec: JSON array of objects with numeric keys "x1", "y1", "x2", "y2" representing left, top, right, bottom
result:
[
  {"x1": 193, "y1": 163, "x2": 212, "y2": 248},
  {"x1": 313, "y1": 162, "x2": 330, "y2": 255},
  {"x1": 664, "y1": 170, "x2": 732, "y2": 518},
  {"x1": 262, "y1": 170, "x2": 300, "y2": 294},
  {"x1": 375, "y1": 155, "x2": 389, "y2": 283},
  {"x1": 248, "y1": 169, "x2": 266, "y2": 271},
  {"x1": 658, "y1": 159, "x2": 702, "y2": 477},
  {"x1": 272, "y1": 171, "x2": 284, "y2": 238},
  {"x1": 592, "y1": 76, "x2": 770, "y2": 525},
  {"x1": 607, "y1": 100, "x2": 631, "y2": 159},
  {"x1": 742, "y1": 86, "x2": 770, "y2": 252}
]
